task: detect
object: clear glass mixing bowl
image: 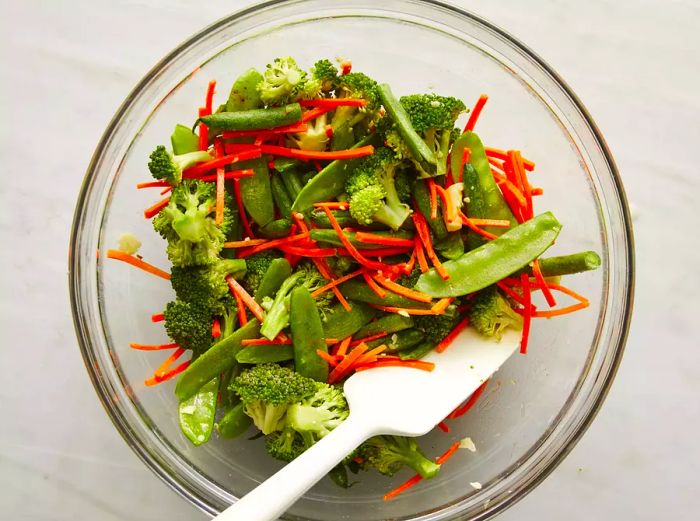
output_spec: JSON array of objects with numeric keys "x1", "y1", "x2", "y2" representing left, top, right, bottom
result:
[{"x1": 69, "y1": 1, "x2": 634, "y2": 519}]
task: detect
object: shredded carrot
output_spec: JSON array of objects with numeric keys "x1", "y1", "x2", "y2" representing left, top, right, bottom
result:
[
  {"x1": 187, "y1": 169, "x2": 255, "y2": 183},
  {"x1": 223, "y1": 142, "x2": 263, "y2": 154},
  {"x1": 412, "y1": 212, "x2": 449, "y2": 280},
  {"x1": 129, "y1": 342, "x2": 179, "y2": 351},
  {"x1": 160, "y1": 186, "x2": 173, "y2": 196},
  {"x1": 183, "y1": 148, "x2": 262, "y2": 178},
  {"x1": 310, "y1": 269, "x2": 363, "y2": 298},
  {"x1": 484, "y1": 147, "x2": 535, "y2": 171},
  {"x1": 459, "y1": 212, "x2": 498, "y2": 241},
  {"x1": 434, "y1": 184, "x2": 456, "y2": 225},
  {"x1": 144, "y1": 355, "x2": 190, "y2": 386},
  {"x1": 236, "y1": 232, "x2": 311, "y2": 257},
  {"x1": 373, "y1": 275, "x2": 433, "y2": 303},
  {"x1": 260, "y1": 144, "x2": 375, "y2": 161},
  {"x1": 221, "y1": 122, "x2": 308, "y2": 139},
  {"x1": 520, "y1": 273, "x2": 532, "y2": 354},
  {"x1": 532, "y1": 259, "x2": 556, "y2": 307},
  {"x1": 435, "y1": 317, "x2": 469, "y2": 353},
  {"x1": 214, "y1": 141, "x2": 225, "y2": 226},
  {"x1": 137, "y1": 180, "x2": 170, "y2": 189},
  {"x1": 299, "y1": 98, "x2": 366, "y2": 108},
  {"x1": 337, "y1": 246, "x2": 413, "y2": 258},
  {"x1": 309, "y1": 251, "x2": 351, "y2": 311},
  {"x1": 280, "y1": 245, "x2": 337, "y2": 257},
  {"x1": 362, "y1": 270, "x2": 387, "y2": 299},
  {"x1": 369, "y1": 304, "x2": 440, "y2": 316},
  {"x1": 458, "y1": 146, "x2": 471, "y2": 185},
  {"x1": 336, "y1": 336, "x2": 353, "y2": 357},
  {"x1": 427, "y1": 179, "x2": 438, "y2": 220},
  {"x1": 316, "y1": 349, "x2": 340, "y2": 366},
  {"x1": 468, "y1": 218, "x2": 510, "y2": 228},
  {"x1": 106, "y1": 250, "x2": 171, "y2": 280},
  {"x1": 437, "y1": 421, "x2": 450, "y2": 433},
  {"x1": 292, "y1": 212, "x2": 309, "y2": 232},
  {"x1": 496, "y1": 280, "x2": 526, "y2": 306},
  {"x1": 301, "y1": 106, "x2": 331, "y2": 123},
  {"x1": 211, "y1": 318, "x2": 221, "y2": 338},
  {"x1": 531, "y1": 187, "x2": 544, "y2": 196},
  {"x1": 509, "y1": 150, "x2": 533, "y2": 220},
  {"x1": 431, "y1": 298, "x2": 454, "y2": 314},
  {"x1": 233, "y1": 288, "x2": 248, "y2": 326},
  {"x1": 223, "y1": 238, "x2": 268, "y2": 249},
  {"x1": 447, "y1": 380, "x2": 489, "y2": 419},
  {"x1": 233, "y1": 178, "x2": 255, "y2": 239},
  {"x1": 350, "y1": 332, "x2": 388, "y2": 348},
  {"x1": 414, "y1": 238, "x2": 429, "y2": 273},
  {"x1": 464, "y1": 94, "x2": 488, "y2": 132},
  {"x1": 492, "y1": 170, "x2": 527, "y2": 207},
  {"x1": 340, "y1": 60, "x2": 352, "y2": 75},
  {"x1": 144, "y1": 196, "x2": 171, "y2": 219},
  {"x1": 204, "y1": 80, "x2": 216, "y2": 114},
  {"x1": 530, "y1": 283, "x2": 589, "y2": 318},
  {"x1": 354, "y1": 232, "x2": 414, "y2": 248},
  {"x1": 227, "y1": 276, "x2": 265, "y2": 322},
  {"x1": 328, "y1": 343, "x2": 369, "y2": 384},
  {"x1": 146, "y1": 347, "x2": 185, "y2": 383},
  {"x1": 313, "y1": 201, "x2": 350, "y2": 210},
  {"x1": 151, "y1": 313, "x2": 165, "y2": 322},
  {"x1": 354, "y1": 359, "x2": 435, "y2": 372},
  {"x1": 241, "y1": 337, "x2": 339, "y2": 346},
  {"x1": 436, "y1": 441, "x2": 461, "y2": 464},
  {"x1": 198, "y1": 107, "x2": 208, "y2": 151},
  {"x1": 354, "y1": 345, "x2": 388, "y2": 366}
]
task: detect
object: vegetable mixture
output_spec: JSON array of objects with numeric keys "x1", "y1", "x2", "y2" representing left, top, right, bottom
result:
[{"x1": 109, "y1": 56, "x2": 601, "y2": 499}]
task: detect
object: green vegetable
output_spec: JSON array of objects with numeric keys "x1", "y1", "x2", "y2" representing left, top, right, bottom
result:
[
  {"x1": 170, "y1": 124, "x2": 200, "y2": 154},
  {"x1": 414, "y1": 306, "x2": 460, "y2": 344},
  {"x1": 280, "y1": 169, "x2": 304, "y2": 198},
  {"x1": 175, "y1": 319, "x2": 261, "y2": 401},
  {"x1": 345, "y1": 147, "x2": 411, "y2": 230},
  {"x1": 469, "y1": 286, "x2": 523, "y2": 340},
  {"x1": 258, "y1": 219, "x2": 293, "y2": 238},
  {"x1": 321, "y1": 300, "x2": 378, "y2": 339},
  {"x1": 163, "y1": 300, "x2": 213, "y2": 353},
  {"x1": 434, "y1": 231, "x2": 464, "y2": 260},
  {"x1": 309, "y1": 228, "x2": 413, "y2": 249},
  {"x1": 148, "y1": 146, "x2": 212, "y2": 185},
  {"x1": 170, "y1": 259, "x2": 246, "y2": 311},
  {"x1": 240, "y1": 158, "x2": 275, "y2": 227},
  {"x1": 339, "y1": 280, "x2": 432, "y2": 309},
  {"x1": 310, "y1": 209, "x2": 385, "y2": 230},
  {"x1": 258, "y1": 57, "x2": 319, "y2": 106},
  {"x1": 270, "y1": 173, "x2": 293, "y2": 217},
  {"x1": 529, "y1": 251, "x2": 601, "y2": 277},
  {"x1": 255, "y1": 257, "x2": 292, "y2": 302},
  {"x1": 229, "y1": 363, "x2": 317, "y2": 434},
  {"x1": 398, "y1": 341, "x2": 437, "y2": 360},
  {"x1": 199, "y1": 103, "x2": 302, "y2": 131},
  {"x1": 328, "y1": 464, "x2": 350, "y2": 488},
  {"x1": 236, "y1": 344, "x2": 294, "y2": 364},
  {"x1": 310, "y1": 59, "x2": 339, "y2": 94},
  {"x1": 357, "y1": 435, "x2": 440, "y2": 479},
  {"x1": 226, "y1": 68, "x2": 264, "y2": 111},
  {"x1": 242, "y1": 250, "x2": 283, "y2": 296},
  {"x1": 290, "y1": 286, "x2": 329, "y2": 382},
  {"x1": 411, "y1": 178, "x2": 448, "y2": 239},
  {"x1": 291, "y1": 132, "x2": 380, "y2": 212},
  {"x1": 353, "y1": 314, "x2": 414, "y2": 339},
  {"x1": 416, "y1": 212, "x2": 562, "y2": 297},
  {"x1": 178, "y1": 378, "x2": 218, "y2": 446},
  {"x1": 375, "y1": 328, "x2": 426, "y2": 353},
  {"x1": 330, "y1": 72, "x2": 381, "y2": 142},
  {"x1": 289, "y1": 112, "x2": 330, "y2": 151},
  {"x1": 217, "y1": 402, "x2": 253, "y2": 439},
  {"x1": 377, "y1": 84, "x2": 437, "y2": 176}
]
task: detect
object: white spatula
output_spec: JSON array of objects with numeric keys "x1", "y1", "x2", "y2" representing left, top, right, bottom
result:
[{"x1": 216, "y1": 328, "x2": 520, "y2": 521}]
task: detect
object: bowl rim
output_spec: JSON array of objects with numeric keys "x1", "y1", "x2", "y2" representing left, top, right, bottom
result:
[{"x1": 69, "y1": 0, "x2": 635, "y2": 519}]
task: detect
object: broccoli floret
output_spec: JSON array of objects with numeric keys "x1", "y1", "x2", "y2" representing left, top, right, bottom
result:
[
  {"x1": 330, "y1": 72, "x2": 381, "y2": 138},
  {"x1": 258, "y1": 57, "x2": 315, "y2": 106},
  {"x1": 163, "y1": 300, "x2": 213, "y2": 353},
  {"x1": 397, "y1": 265, "x2": 422, "y2": 288},
  {"x1": 241, "y1": 250, "x2": 283, "y2": 296},
  {"x1": 394, "y1": 166, "x2": 413, "y2": 205},
  {"x1": 469, "y1": 286, "x2": 523, "y2": 340},
  {"x1": 288, "y1": 112, "x2": 329, "y2": 152},
  {"x1": 287, "y1": 383, "x2": 349, "y2": 446},
  {"x1": 357, "y1": 435, "x2": 440, "y2": 479},
  {"x1": 345, "y1": 147, "x2": 412, "y2": 230},
  {"x1": 310, "y1": 59, "x2": 339, "y2": 93},
  {"x1": 170, "y1": 258, "x2": 246, "y2": 311},
  {"x1": 230, "y1": 364, "x2": 317, "y2": 434},
  {"x1": 265, "y1": 428, "x2": 306, "y2": 462},
  {"x1": 152, "y1": 180, "x2": 225, "y2": 267},
  {"x1": 413, "y1": 304, "x2": 460, "y2": 344},
  {"x1": 383, "y1": 94, "x2": 466, "y2": 177},
  {"x1": 147, "y1": 145, "x2": 212, "y2": 185}
]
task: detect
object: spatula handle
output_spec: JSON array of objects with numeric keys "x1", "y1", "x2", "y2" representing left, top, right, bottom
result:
[{"x1": 215, "y1": 416, "x2": 374, "y2": 521}]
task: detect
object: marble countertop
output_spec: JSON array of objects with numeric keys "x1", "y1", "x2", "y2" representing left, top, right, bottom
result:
[{"x1": 2, "y1": 1, "x2": 699, "y2": 519}]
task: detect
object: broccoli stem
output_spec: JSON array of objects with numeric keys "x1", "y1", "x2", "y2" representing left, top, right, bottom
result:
[{"x1": 260, "y1": 272, "x2": 303, "y2": 340}]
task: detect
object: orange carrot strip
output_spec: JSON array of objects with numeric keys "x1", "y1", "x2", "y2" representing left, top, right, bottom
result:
[
  {"x1": 299, "y1": 98, "x2": 367, "y2": 108},
  {"x1": 435, "y1": 184, "x2": 456, "y2": 225},
  {"x1": 151, "y1": 313, "x2": 165, "y2": 322},
  {"x1": 260, "y1": 144, "x2": 375, "y2": 161},
  {"x1": 373, "y1": 276, "x2": 433, "y2": 303},
  {"x1": 492, "y1": 170, "x2": 527, "y2": 207},
  {"x1": 459, "y1": 212, "x2": 498, "y2": 241},
  {"x1": 160, "y1": 186, "x2": 173, "y2": 196},
  {"x1": 435, "y1": 317, "x2": 469, "y2": 353},
  {"x1": 484, "y1": 147, "x2": 535, "y2": 171},
  {"x1": 144, "y1": 196, "x2": 171, "y2": 219},
  {"x1": 369, "y1": 305, "x2": 440, "y2": 316},
  {"x1": 227, "y1": 276, "x2": 265, "y2": 322},
  {"x1": 384, "y1": 475, "x2": 423, "y2": 501},
  {"x1": 336, "y1": 336, "x2": 353, "y2": 357},
  {"x1": 137, "y1": 180, "x2": 170, "y2": 189},
  {"x1": 456, "y1": 146, "x2": 471, "y2": 184},
  {"x1": 198, "y1": 107, "x2": 208, "y2": 151},
  {"x1": 437, "y1": 421, "x2": 450, "y2": 433},
  {"x1": 447, "y1": 380, "x2": 489, "y2": 419},
  {"x1": 354, "y1": 345, "x2": 388, "y2": 366},
  {"x1": 221, "y1": 122, "x2": 308, "y2": 139},
  {"x1": 337, "y1": 246, "x2": 412, "y2": 258},
  {"x1": 187, "y1": 169, "x2": 255, "y2": 182},
  {"x1": 547, "y1": 283, "x2": 589, "y2": 303},
  {"x1": 300, "y1": 106, "x2": 331, "y2": 123},
  {"x1": 350, "y1": 332, "x2": 388, "y2": 348},
  {"x1": 223, "y1": 238, "x2": 269, "y2": 248},
  {"x1": 211, "y1": 318, "x2": 221, "y2": 338},
  {"x1": 533, "y1": 302, "x2": 588, "y2": 318},
  {"x1": 236, "y1": 232, "x2": 311, "y2": 257},
  {"x1": 310, "y1": 269, "x2": 363, "y2": 298},
  {"x1": 214, "y1": 141, "x2": 225, "y2": 226},
  {"x1": 312, "y1": 201, "x2": 350, "y2": 210},
  {"x1": 362, "y1": 270, "x2": 387, "y2": 299},
  {"x1": 414, "y1": 237, "x2": 429, "y2": 273},
  {"x1": 531, "y1": 187, "x2": 544, "y2": 196},
  {"x1": 145, "y1": 358, "x2": 190, "y2": 386},
  {"x1": 532, "y1": 259, "x2": 556, "y2": 307},
  {"x1": 520, "y1": 273, "x2": 532, "y2": 354},
  {"x1": 468, "y1": 218, "x2": 510, "y2": 228},
  {"x1": 328, "y1": 343, "x2": 369, "y2": 384},
  {"x1": 183, "y1": 148, "x2": 262, "y2": 178},
  {"x1": 232, "y1": 288, "x2": 248, "y2": 326},
  {"x1": 316, "y1": 349, "x2": 340, "y2": 366},
  {"x1": 412, "y1": 212, "x2": 449, "y2": 280},
  {"x1": 496, "y1": 280, "x2": 526, "y2": 306},
  {"x1": 280, "y1": 245, "x2": 338, "y2": 257},
  {"x1": 204, "y1": 80, "x2": 216, "y2": 113},
  {"x1": 106, "y1": 250, "x2": 171, "y2": 280},
  {"x1": 129, "y1": 342, "x2": 179, "y2": 351},
  {"x1": 509, "y1": 150, "x2": 532, "y2": 220},
  {"x1": 431, "y1": 298, "x2": 454, "y2": 314},
  {"x1": 436, "y1": 441, "x2": 461, "y2": 464},
  {"x1": 427, "y1": 178, "x2": 439, "y2": 219},
  {"x1": 354, "y1": 232, "x2": 414, "y2": 248},
  {"x1": 153, "y1": 347, "x2": 185, "y2": 377},
  {"x1": 232, "y1": 178, "x2": 255, "y2": 239},
  {"x1": 340, "y1": 60, "x2": 352, "y2": 75},
  {"x1": 464, "y1": 94, "x2": 488, "y2": 132},
  {"x1": 309, "y1": 252, "x2": 351, "y2": 312}
]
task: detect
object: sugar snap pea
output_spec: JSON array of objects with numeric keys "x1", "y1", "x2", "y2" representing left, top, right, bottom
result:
[
  {"x1": 370, "y1": 328, "x2": 425, "y2": 352},
  {"x1": 225, "y1": 68, "x2": 263, "y2": 112},
  {"x1": 328, "y1": 463, "x2": 350, "y2": 488},
  {"x1": 274, "y1": 157, "x2": 303, "y2": 175},
  {"x1": 240, "y1": 158, "x2": 275, "y2": 227},
  {"x1": 178, "y1": 377, "x2": 218, "y2": 446},
  {"x1": 353, "y1": 314, "x2": 414, "y2": 339},
  {"x1": 310, "y1": 229, "x2": 413, "y2": 250},
  {"x1": 280, "y1": 170, "x2": 304, "y2": 198},
  {"x1": 217, "y1": 402, "x2": 253, "y2": 439},
  {"x1": 258, "y1": 219, "x2": 293, "y2": 238},
  {"x1": 322, "y1": 300, "x2": 378, "y2": 340},
  {"x1": 339, "y1": 280, "x2": 432, "y2": 309},
  {"x1": 175, "y1": 320, "x2": 260, "y2": 401},
  {"x1": 171, "y1": 124, "x2": 200, "y2": 154},
  {"x1": 199, "y1": 103, "x2": 302, "y2": 131},
  {"x1": 415, "y1": 212, "x2": 562, "y2": 297},
  {"x1": 434, "y1": 231, "x2": 464, "y2": 260},
  {"x1": 412, "y1": 179, "x2": 448, "y2": 239},
  {"x1": 270, "y1": 173, "x2": 293, "y2": 217},
  {"x1": 310, "y1": 210, "x2": 384, "y2": 230},
  {"x1": 255, "y1": 258, "x2": 292, "y2": 302},
  {"x1": 236, "y1": 344, "x2": 294, "y2": 364},
  {"x1": 290, "y1": 286, "x2": 328, "y2": 382},
  {"x1": 218, "y1": 364, "x2": 241, "y2": 410},
  {"x1": 529, "y1": 251, "x2": 601, "y2": 277},
  {"x1": 399, "y1": 341, "x2": 436, "y2": 360}
]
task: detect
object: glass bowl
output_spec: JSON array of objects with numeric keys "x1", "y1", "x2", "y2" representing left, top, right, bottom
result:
[{"x1": 69, "y1": 1, "x2": 634, "y2": 519}]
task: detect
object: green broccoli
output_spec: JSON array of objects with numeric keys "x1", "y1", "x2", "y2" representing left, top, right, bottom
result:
[
  {"x1": 345, "y1": 147, "x2": 412, "y2": 230},
  {"x1": 147, "y1": 145, "x2": 211, "y2": 185},
  {"x1": 357, "y1": 435, "x2": 440, "y2": 479},
  {"x1": 163, "y1": 300, "x2": 213, "y2": 353},
  {"x1": 241, "y1": 250, "x2": 283, "y2": 296},
  {"x1": 265, "y1": 428, "x2": 306, "y2": 462},
  {"x1": 152, "y1": 180, "x2": 225, "y2": 267},
  {"x1": 310, "y1": 59, "x2": 339, "y2": 94},
  {"x1": 382, "y1": 94, "x2": 466, "y2": 177},
  {"x1": 288, "y1": 112, "x2": 329, "y2": 151},
  {"x1": 230, "y1": 363, "x2": 317, "y2": 434},
  {"x1": 170, "y1": 258, "x2": 246, "y2": 312},
  {"x1": 397, "y1": 265, "x2": 422, "y2": 288},
  {"x1": 394, "y1": 167, "x2": 413, "y2": 205},
  {"x1": 330, "y1": 72, "x2": 382, "y2": 141},
  {"x1": 469, "y1": 286, "x2": 523, "y2": 340},
  {"x1": 258, "y1": 56, "x2": 318, "y2": 106},
  {"x1": 413, "y1": 304, "x2": 461, "y2": 344}
]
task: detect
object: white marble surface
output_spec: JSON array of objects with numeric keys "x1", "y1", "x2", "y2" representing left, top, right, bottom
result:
[{"x1": 2, "y1": 0, "x2": 699, "y2": 519}]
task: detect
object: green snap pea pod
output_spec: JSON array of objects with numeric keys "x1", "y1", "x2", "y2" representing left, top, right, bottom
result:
[
  {"x1": 415, "y1": 212, "x2": 562, "y2": 297},
  {"x1": 274, "y1": 157, "x2": 303, "y2": 175},
  {"x1": 527, "y1": 251, "x2": 602, "y2": 277},
  {"x1": 462, "y1": 163, "x2": 490, "y2": 250},
  {"x1": 290, "y1": 286, "x2": 328, "y2": 382},
  {"x1": 454, "y1": 132, "x2": 516, "y2": 234},
  {"x1": 178, "y1": 377, "x2": 218, "y2": 446},
  {"x1": 301, "y1": 170, "x2": 317, "y2": 186},
  {"x1": 225, "y1": 68, "x2": 263, "y2": 112},
  {"x1": 199, "y1": 103, "x2": 302, "y2": 131},
  {"x1": 171, "y1": 124, "x2": 200, "y2": 154},
  {"x1": 280, "y1": 170, "x2": 304, "y2": 198},
  {"x1": 412, "y1": 179, "x2": 448, "y2": 239},
  {"x1": 255, "y1": 258, "x2": 292, "y2": 302},
  {"x1": 270, "y1": 173, "x2": 293, "y2": 217},
  {"x1": 378, "y1": 83, "x2": 437, "y2": 176},
  {"x1": 399, "y1": 341, "x2": 437, "y2": 360},
  {"x1": 339, "y1": 280, "x2": 432, "y2": 309},
  {"x1": 292, "y1": 132, "x2": 381, "y2": 212},
  {"x1": 236, "y1": 344, "x2": 294, "y2": 364},
  {"x1": 370, "y1": 328, "x2": 426, "y2": 352},
  {"x1": 434, "y1": 231, "x2": 464, "y2": 260},
  {"x1": 353, "y1": 314, "x2": 414, "y2": 339},
  {"x1": 309, "y1": 229, "x2": 414, "y2": 250},
  {"x1": 217, "y1": 402, "x2": 253, "y2": 439},
  {"x1": 240, "y1": 157, "x2": 275, "y2": 227},
  {"x1": 175, "y1": 320, "x2": 260, "y2": 401},
  {"x1": 328, "y1": 463, "x2": 350, "y2": 488},
  {"x1": 322, "y1": 300, "x2": 378, "y2": 340},
  {"x1": 220, "y1": 204, "x2": 243, "y2": 260},
  {"x1": 257, "y1": 219, "x2": 293, "y2": 239},
  {"x1": 218, "y1": 364, "x2": 241, "y2": 410},
  {"x1": 310, "y1": 210, "x2": 384, "y2": 230},
  {"x1": 331, "y1": 121, "x2": 355, "y2": 151}
]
